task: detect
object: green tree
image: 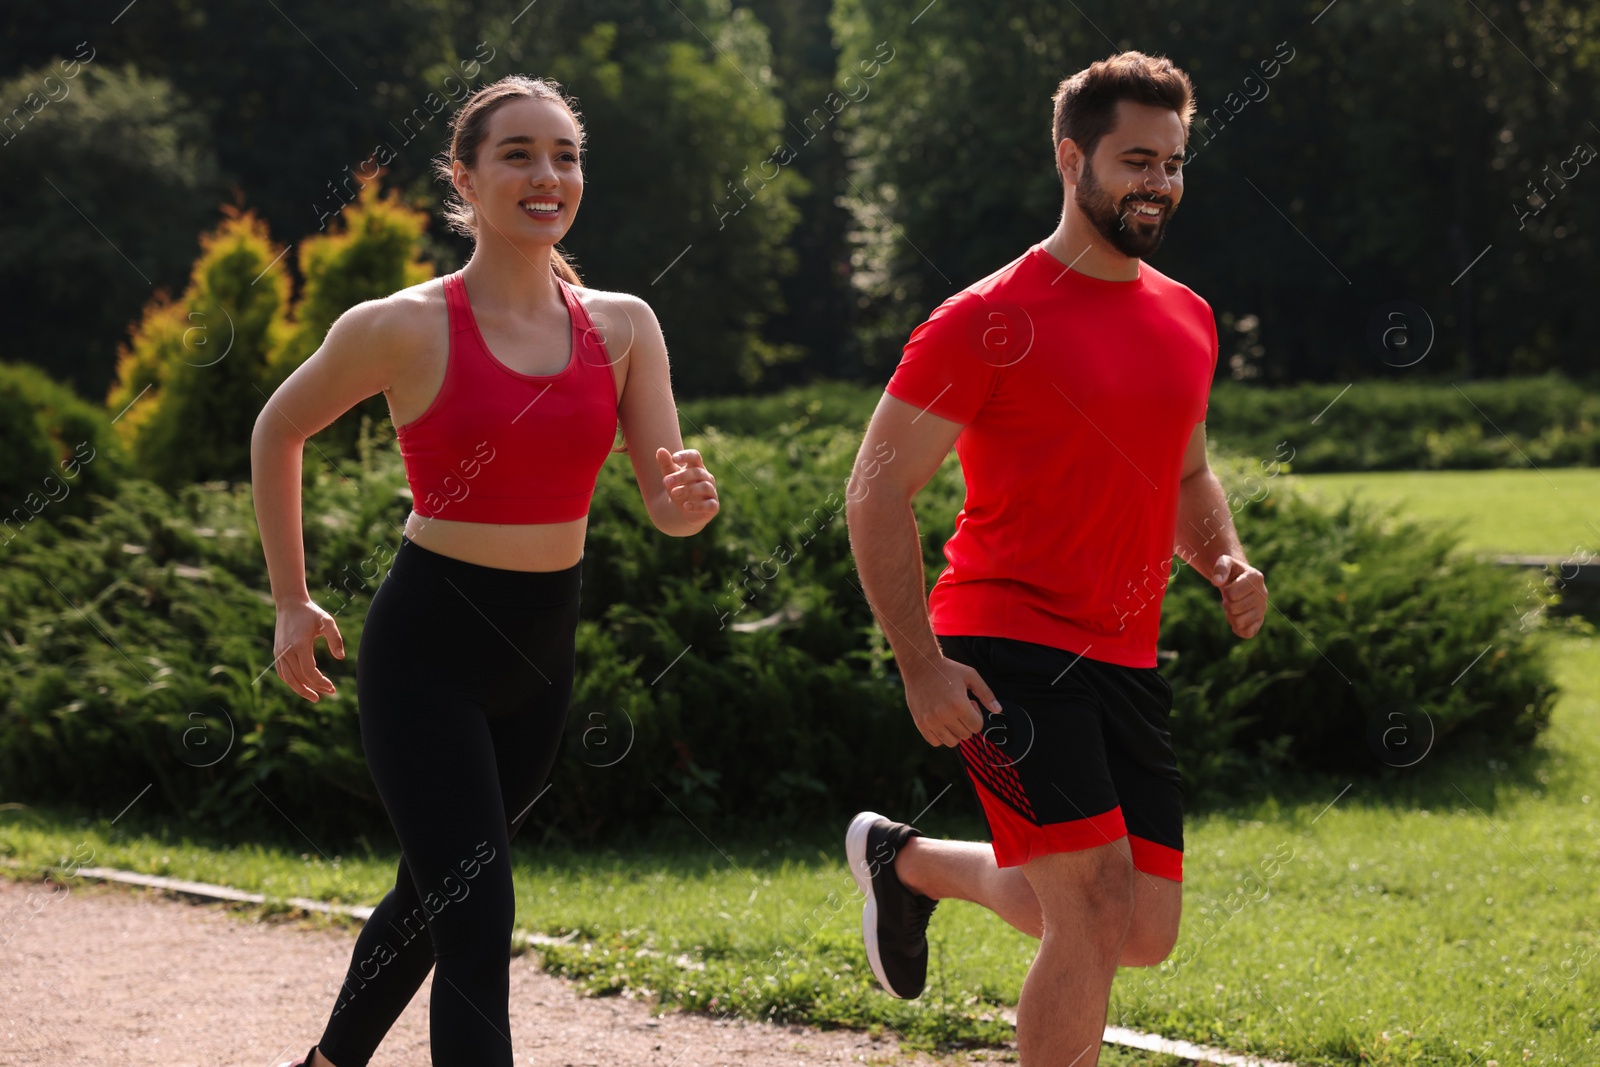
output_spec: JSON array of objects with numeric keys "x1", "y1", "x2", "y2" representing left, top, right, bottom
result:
[
  {"x1": 0, "y1": 0, "x2": 465, "y2": 257},
  {"x1": 834, "y1": 0, "x2": 1600, "y2": 381},
  {"x1": 107, "y1": 208, "x2": 292, "y2": 488},
  {"x1": 109, "y1": 177, "x2": 436, "y2": 485},
  {"x1": 269, "y1": 178, "x2": 435, "y2": 457},
  {"x1": 833, "y1": 0, "x2": 1094, "y2": 370},
  {"x1": 0, "y1": 60, "x2": 225, "y2": 394},
  {"x1": 6, "y1": 1, "x2": 813, "y2": 398},
  {"x1": 747, "y1": 0, "x2": 862, "y2": 383},
  {"x1": 480, "y1": 0, "x2": 806, "y2": 395}
]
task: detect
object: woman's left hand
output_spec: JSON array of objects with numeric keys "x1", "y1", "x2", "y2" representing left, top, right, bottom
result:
[{"x1": 656, "y1": 447, "x2": 719, "y2": 523}]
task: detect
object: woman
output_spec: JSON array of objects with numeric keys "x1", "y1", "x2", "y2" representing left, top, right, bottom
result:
[{"x1": 251, "y1": 75, "x2": 718, "y2": 1067}]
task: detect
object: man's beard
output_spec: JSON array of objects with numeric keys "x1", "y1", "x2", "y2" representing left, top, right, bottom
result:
[{"x1": 1075, "y1": 157, "x2": 1176, "y2": 259}]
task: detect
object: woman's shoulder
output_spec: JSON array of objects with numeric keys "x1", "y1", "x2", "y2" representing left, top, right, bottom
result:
[
  {"x1": 375, "y1": 274, "x2": 450, "y2": 327},
  {"x1": 332, "y1": 275, "x2": 449, "y2": 355},
  {"x1": 571, "y1": 283, "x2": 656, "y2": 322},
  {"x1": 570, "y1": 285, "x2": 664, "y2": 364}
]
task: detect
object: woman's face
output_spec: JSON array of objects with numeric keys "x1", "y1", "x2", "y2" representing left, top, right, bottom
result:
[{"x1": 454, "y1": 96, "x2": 583, "y2": 246}]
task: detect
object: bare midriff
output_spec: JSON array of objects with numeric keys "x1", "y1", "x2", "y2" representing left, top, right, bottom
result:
[{"x1": 400, "y1": 512, "x2": 588, "y2": 572}]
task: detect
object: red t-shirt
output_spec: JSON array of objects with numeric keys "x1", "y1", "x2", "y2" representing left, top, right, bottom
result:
[{"x1": 884, "y1": 243, "x2": 1218, "y2": 668}]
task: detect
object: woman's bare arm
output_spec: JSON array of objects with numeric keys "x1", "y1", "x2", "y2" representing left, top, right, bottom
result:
[
  {"x1": 250, "y1": 295, "x2": 417, "y2": 697},
  {"x1": 608, "y1": 293, "x2": 718, "y2": 536}
]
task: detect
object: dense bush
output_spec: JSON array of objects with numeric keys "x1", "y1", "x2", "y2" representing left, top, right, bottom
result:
[
  {"x1": 0, "y1": 391, "x2": 1560, "y2": 844},
  {"x1": 0, "y1": 361, "x2": 129, "y2": 541},
  {"x1": 1205, "y1": 374, "x2": 1600, "y2": 471},
  {"x1": 0, "y1": 473, "x2": 378, "y2": 837},
  {"x1": 679, "y1": 380, "x2": 878, "y2": 440},
  {"x1": 1160, "y1": 454, "x2": 1557, "y2": 790},
  {"x1": 0, "y1": 414, "x2": 945, "y2": 842}
]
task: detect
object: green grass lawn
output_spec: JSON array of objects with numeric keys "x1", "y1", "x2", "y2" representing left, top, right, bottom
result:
[
  {"x1": 4, "y1": 629, "x2": 1597, "y2": 1065},
  {"x1": 1293, "y1": 468, "x2": 1600, "y2": 557}
]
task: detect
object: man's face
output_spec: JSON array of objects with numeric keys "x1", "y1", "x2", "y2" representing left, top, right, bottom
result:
[{"x1": 1070, "y1": 100, "x2": 1187, "y2": 259}]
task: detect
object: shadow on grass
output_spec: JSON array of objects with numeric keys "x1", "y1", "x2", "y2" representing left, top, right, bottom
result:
[
  {"x1": 0, "y1": 743, "x2": 1568, "y2": 885},
  {"x1": 1185, "y1": 731, "x2": 1549, "y2": 822}
]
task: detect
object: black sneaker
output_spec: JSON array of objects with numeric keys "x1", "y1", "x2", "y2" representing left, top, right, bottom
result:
[{"x1": 846, "y1": 810, "x2": 939, "y2": 999}]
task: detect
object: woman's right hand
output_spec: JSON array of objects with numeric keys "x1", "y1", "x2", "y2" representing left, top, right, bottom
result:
[{"x1": 273, "y1": 598, "x2": 346, "y2": 702}]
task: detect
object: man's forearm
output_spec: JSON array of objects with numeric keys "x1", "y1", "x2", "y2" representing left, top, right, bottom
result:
[
  {"x1": 846, "y1": 493, "x2": 945, "y2": 680},
  {"x1": 1174, "y1": 466, "x2": 1247, "y2": 576}
]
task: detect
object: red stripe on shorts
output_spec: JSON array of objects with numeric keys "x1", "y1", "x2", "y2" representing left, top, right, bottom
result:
[
  {"x1": 966, "y1": 771, "x2": 1128, "y2": 868},
  {"x1": 958, "y1": 733, "x2": 1037, "y2": 821},
  {"x1": 1128, "y1": 834, "x2": 1184, "y2": 882}
]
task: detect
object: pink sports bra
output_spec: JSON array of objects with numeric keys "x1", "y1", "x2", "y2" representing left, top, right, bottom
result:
[{"x1": 396, "y1": 270, "x2": 619, "y2": 523}]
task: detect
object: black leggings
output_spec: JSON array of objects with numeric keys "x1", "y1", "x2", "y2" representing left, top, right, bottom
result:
[{"x1": 316, "y1": 534, "x2": 581, "y2": 1067}]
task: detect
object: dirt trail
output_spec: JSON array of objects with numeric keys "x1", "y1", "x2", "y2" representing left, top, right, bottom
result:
[{"x1": 0, "y1": 874, "x2": 983, "y2": 1066}]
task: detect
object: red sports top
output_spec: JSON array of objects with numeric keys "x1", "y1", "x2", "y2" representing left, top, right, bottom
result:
[
  {"x1": 396, "y1": 271, "x2": 619, "y2": 523},
  {"x1": 885, "y1": 244, "x2": 1218, "y2": 668}
]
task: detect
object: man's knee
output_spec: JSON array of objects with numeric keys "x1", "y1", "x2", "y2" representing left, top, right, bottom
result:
[
  {"x1": 1121, "y1": 912, "x2": 1180, "y2": 966},
  {"x1": 1079, "y1": 858, "x2": 1137, "y2": 932},
  {"x1": 1122, "y1": 876, "x2": 1183, "y2": 966},
  {"x1": 1026, "y1": 846, "x2": 1136, "y2": 944}
]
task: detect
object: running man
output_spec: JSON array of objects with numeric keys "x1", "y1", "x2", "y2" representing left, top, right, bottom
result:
[{"x1": 843, "y1": 52, "x2": 1268, "y2": 1066}]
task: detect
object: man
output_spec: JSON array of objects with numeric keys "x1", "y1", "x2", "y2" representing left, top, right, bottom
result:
[{"x1": 843, "y1": 52, "x2": 1269, "y2": 1066}]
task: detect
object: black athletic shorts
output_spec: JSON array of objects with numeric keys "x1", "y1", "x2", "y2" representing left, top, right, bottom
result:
[{"x1": 937, "y1": 633, "x2": 1185, "y2": 880}]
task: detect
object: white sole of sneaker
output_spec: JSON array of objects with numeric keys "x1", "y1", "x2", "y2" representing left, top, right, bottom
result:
[{"x1": 845, "y1": 810, "x2": 902, "y2": 998}]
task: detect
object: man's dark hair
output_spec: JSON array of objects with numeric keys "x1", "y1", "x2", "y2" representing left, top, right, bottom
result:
[{"x1": 1051, "y1": 51, "x2": 1196, "y2": 161}]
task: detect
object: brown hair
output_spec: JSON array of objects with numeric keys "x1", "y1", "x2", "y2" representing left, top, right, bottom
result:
[
  {"x1": 433, "y1": 75, "x2": 585, "y2": 286},
  {"x1": 1051, "y1": 51, "x2": 1196, "y2": 163}
]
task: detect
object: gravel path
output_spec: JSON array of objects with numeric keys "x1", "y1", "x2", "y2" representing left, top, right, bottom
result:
[{"x1": 0, "y1": 874, "x2": 984, "y2": 1067}]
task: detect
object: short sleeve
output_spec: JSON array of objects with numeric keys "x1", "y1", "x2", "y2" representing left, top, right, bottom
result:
[
  {"x1": 1200, "y1": 312, "x2": 1219, "y2": 423},
  {"x1": 884, "y1": 292, "x2": 1004, "y2": 425}
]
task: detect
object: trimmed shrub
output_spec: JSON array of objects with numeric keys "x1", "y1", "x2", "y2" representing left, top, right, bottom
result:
[
  {"x1": 106, "y1": 179, "x2": 435, "y2": 488},
  {"x1": 691, "y1": 377, "x2": 1600, "y2": 472},
  {"x1": 1160, "y1": 454, "x2": 1557, "y2": 795},
  {"x1": 105, "y1": 207, "x2": 292, "y2": 488},
  {"x1": 1205, "y1": 375, "x2": 1600, "y2": 471},
  {"x1": 266, "y1": 180, "x2": 435, "y2": 460},
  {"x1": 0, "y1": 403, "x2": 1559, "y2": 843}
]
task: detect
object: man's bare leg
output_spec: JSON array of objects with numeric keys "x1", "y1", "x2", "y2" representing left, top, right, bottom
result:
[
  {"x1": 896, "y1": 835, "x2": 1181, "y2": 964},
  {"x1": 997, "y1": 842, "x2": 1132, "y2": 1066},
  {"x1": 896, "y1": 836, "x2": 1045, "y2": 936}
]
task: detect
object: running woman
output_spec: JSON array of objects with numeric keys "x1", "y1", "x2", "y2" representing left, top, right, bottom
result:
[
  {"x1": 251, "y1": 75, "x2": 718, "y2": 1067},
  {"x1": 842, "y1": 53, "x2": 1267, "y2": 1067}
]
